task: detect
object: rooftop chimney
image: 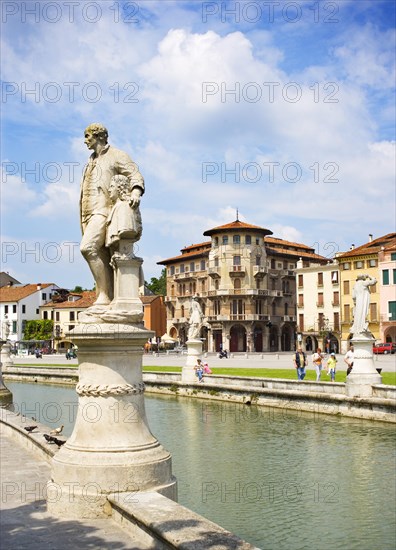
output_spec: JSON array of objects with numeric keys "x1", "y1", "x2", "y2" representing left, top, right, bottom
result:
[
  {"x1": 37, "y1": 283, "x2": 41, "y2": 290},
  {"x1": 350, "y1": 244, "x2": 355, "y2": 250},
  {"x1": 369, "y1": 234, "x2": 373, "y2": 242}
]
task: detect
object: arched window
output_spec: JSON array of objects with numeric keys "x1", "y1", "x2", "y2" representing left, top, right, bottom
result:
[{"x1": 234, "y1": 278, "x2": 241, "y2": 289}]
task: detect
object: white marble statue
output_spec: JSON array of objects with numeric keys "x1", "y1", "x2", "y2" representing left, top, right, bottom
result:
[
  {"x1": 80, "y1": 123, "x2": 144, "y2": 307},
  {"x1": 350, "y1": 274, "x2": 377, "y2": 335},
  {"x1": 188, "y1": 296, "x2": 204, "y2": 340}
]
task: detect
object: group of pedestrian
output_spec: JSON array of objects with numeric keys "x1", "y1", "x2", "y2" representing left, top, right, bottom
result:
[
  {"x1": 293, "y1": 345, "x2": 354, "y2": 382},
  {"x1": 194, "y1": 359, "x2": 212, "y2": 383}
]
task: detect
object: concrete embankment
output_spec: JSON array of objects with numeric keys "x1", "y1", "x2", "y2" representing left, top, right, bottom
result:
[
  {"x1": 3, "y1": 366, "x2": 396, "y2": 423},
  {"x1": 0, "y1": 409, "x2": 259, "y2": 549}
]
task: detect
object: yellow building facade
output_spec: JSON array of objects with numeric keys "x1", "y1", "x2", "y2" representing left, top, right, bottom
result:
[{"x1": 337, "y1": 233, "x2": 396, "y2": 350}]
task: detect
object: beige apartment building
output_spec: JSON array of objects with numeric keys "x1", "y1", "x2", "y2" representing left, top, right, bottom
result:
[
  {"x1": 295, "y1": 260, "x2": 340, "y2": 353},
  {"x1": 158, "y1": 219, "x2": 326, "y2": 353}
]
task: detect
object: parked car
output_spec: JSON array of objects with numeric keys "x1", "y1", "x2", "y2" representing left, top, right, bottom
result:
[{"x1": 372, "y1": 343, "x2": 396, "y2": 354}]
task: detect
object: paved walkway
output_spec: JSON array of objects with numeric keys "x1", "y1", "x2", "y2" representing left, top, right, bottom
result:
[{"x1": 0, "y1": 430, "x2": 151, "y2": 550}]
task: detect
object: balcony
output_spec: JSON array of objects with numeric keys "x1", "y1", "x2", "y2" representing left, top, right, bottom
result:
[
  {"x1": 316, "y1": 302, "x2": 325, "y2": 308},
  {"x1": 165, "y1": 296, "x2": 176, "y2": 302},
  {"x1": 280, "y1": 270, "x2": 295, "y2": 277},
  {"x1": 207, "y1": 289, "x2": 278, "y2": 298},
  {"x1": 229, "y1": 265, "x2": 246, "y2": 276},
  {"x1": 208, "y1": 267, "x2": 220, "y2": 278},
  {"x1": 282, "y1": 315, "x2": 296, "y2": 322},
  {"x1": 174, "y1": 272, "x2": 196, "y2": 281},
  {"x1": 253, "y1": 266, "x2": 268, "y2": 278}
]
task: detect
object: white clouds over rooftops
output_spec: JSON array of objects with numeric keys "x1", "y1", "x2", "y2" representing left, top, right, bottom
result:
[{"x1": 1, "y1": 1, "x2": 395, "y2": 288}]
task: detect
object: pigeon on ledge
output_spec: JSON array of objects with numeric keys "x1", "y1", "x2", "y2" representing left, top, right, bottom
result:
[
  {"x1": 50, "y1": 425, "x2": 64, "y2": 435},
  {"x1": 24, "y1": 426, "x2": 37, "y2": 433}
]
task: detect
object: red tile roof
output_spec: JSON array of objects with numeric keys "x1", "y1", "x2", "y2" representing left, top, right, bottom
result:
[
  {"x1": 337, "y1": 233, "x2": 396, "y2": 259},
  {"x1": 265, "y1": 236, "x2": 314, "y2": 251},
  {"x1": 43, "y1": 291, "x2": 96, "y2": 309},
  {"x1": 203, "y1": 220, "x2": 273, "y2": 236},
  {"x1": 0, "y1": 284, "x2": 55, "y2": 303},
  {"x1": 158, "y1": 247, "x2": 211, "y2": 265}
]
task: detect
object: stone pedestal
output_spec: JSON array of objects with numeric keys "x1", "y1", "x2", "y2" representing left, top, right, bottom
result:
[
  {"x1": 182, "y1": 339, "x2": 202, "y2": 383},
  {"x1": 0, "y1": 341, "x2": 13, "y2": 407},
  {"x1": 345, "y1": 334, "x2": 382, "y2": 397},
  {"x1": 48, "y1": 323, "x2": 177, "y2": 518},
  {"x1": 109, "y1": 249, "x2": 143, "y2": 316}
]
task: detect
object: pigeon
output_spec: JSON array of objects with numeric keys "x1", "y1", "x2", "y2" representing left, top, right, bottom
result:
[
  {"x1": 52, "y1": 437, "x2": 66, "y2": 448},
  {"x1": 24, "y1": 426, "x2": 37, "y2": 433},
  {"x1": 43, "y1": 434, "x2": 54, "y2": 443},
  {"x1": 50, "y1": 425, "x2": 64, "y2": 435}
]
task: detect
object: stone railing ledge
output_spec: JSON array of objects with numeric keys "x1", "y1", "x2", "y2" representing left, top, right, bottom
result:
[{"x1": 108, "y1": 490, "x2": 259, "y2": 550}]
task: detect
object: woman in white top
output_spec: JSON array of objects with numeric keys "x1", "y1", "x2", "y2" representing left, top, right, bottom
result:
[{"x1": 312, "y1": 347, "x2": 324, "y2": 381}]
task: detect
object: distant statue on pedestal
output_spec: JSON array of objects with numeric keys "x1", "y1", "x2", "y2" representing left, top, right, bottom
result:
[
  {"x1": 350, "y1": 274, "x2": 377, "y2": 335},
  {"x1": 188, "y1": 296, "x2": 204, "y2": 340}
]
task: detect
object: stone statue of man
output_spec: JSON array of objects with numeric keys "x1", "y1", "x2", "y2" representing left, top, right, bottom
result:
[
  {"x1": 80, "y1": 123, "x2": 144, "y2": 307},
  {"x1": 188, "y1": 296, "x2": 204, "y2": 340},
  {"x1": 350, "y1": 274, "x2": 377, "y2": 335}
]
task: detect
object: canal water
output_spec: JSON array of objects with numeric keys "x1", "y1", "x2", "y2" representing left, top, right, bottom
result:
[{"x1": 6, "y1": 381, "x2": 396, "y2": 550}]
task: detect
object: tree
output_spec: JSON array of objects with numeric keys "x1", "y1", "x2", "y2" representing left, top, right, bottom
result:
[
  {"x1": 71, "y1": 285, "x2": 84, "y2": 293},
  {"x1": 145, "y1": 268, "x2": 167, "y2": 296},
  {"x1": 23, "y1": 320, "x2": 54, "y2": 341}
]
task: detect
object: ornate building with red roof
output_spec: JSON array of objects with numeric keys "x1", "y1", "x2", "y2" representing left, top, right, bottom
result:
[{"x1": 158, "y1": 218, "x2": 327, "y2": 353}]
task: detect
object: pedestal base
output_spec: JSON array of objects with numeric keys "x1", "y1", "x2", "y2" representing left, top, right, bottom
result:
[
  {"x1": 48, "y1": 323, "x2": 177, "y2": 518},
  {"x1": 0, "y1": 342, "x2": 13, "y2": 406},
  {"x1": 345, "y1": 335, "x2": 382, "y2": 397},
  {"x1": 182, "y1": 339, "x2": 203, "y2": 383},
  {"x1": 0, "y1": 387, "x2": 13, "y2": 407}
]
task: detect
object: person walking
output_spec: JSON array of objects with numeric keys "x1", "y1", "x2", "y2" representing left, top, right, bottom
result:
[
  {"x1": 344, "y1": 345, "x2": 354, "y2": 376},
  {"x1": 312, "y1": 347, "x2": 324, "y2": 381},
  {"x1": 326, "y1": 353, "x2": 337, "y2": 382},
  {"x1": 293, "y1": 347, "x2": 307, "y2": 380}
]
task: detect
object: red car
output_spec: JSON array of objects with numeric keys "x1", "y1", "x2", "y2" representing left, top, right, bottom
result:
[{"x1": 372, "y1": 343, "x2": 396, "y2": 354}]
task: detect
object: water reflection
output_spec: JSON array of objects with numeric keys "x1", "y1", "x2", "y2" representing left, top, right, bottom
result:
[{"x1": 6, "y1": 381, "x2": 396, "y2": 550}]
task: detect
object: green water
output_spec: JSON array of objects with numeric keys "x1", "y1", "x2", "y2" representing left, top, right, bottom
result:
[{"x1": 7, "y1": 381, "x2": 396, "y2": 550}]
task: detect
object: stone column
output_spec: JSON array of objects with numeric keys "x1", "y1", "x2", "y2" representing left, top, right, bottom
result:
[
  {"x1": 48, "y1": 323, "x2": 177, "y2": 518},
  {"x1": 0, "y1": 340, "x2": 13, "y2": 407},
  {"x1": 182, "y1": 339, "x2": 202, "y2": 383},
  {"x1": 345, "y1": 334, "x2": 382, "y2": 397}
]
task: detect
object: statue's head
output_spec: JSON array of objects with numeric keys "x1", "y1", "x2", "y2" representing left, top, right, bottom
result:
[
  {"x1": 84, "y1": 123, "x2": 108, "y2": 145},
  {"x1": 109, "y1": 174, "x2": 131, "y2": 202}
]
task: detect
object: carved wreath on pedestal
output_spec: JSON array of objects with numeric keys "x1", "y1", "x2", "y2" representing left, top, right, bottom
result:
[{"x1": 76, "y1": 382, "x2": 145, "y2": 397}]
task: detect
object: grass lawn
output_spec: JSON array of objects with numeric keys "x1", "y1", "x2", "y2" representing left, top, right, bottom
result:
[
  {"x1": 143, "y1": 366, "x2": 396, "y2": 386},
  {"x1": 12, "y1": 363, "x2": 395, "y2": 386},
  {"x1": 14, "y1": 363, "x2": 78, "y2": 369}
]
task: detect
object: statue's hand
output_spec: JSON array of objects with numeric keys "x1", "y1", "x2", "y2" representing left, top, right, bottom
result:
[{"x1": 129, "y1": 188, "x2": 141, "y2": 208}]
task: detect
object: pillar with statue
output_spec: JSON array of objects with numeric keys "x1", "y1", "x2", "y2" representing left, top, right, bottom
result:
[
  {"x1": 182, "y1": 296, "x2": 208, "y2": 382},
  {"x1": 0, "y1": 318, "x2": 13, "y2": 407},
  {"x1": 345, "y1": 274, "x2": 382, "y2": 397},
  {"x1": 48, "y1": 124, "x2": 176, "y2": 518}
]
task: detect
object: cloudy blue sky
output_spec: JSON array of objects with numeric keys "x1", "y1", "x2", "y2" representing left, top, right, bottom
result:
[{"x1": 1, "y1": 0, "x2": 395, "y2": 289}]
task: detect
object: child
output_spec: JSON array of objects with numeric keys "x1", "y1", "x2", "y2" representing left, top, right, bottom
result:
[
  {"x1": 194, "y1": 359, "x2": 204, "y2": 383},
  {"x1": 326, "y1": 353, "x2": 337, "y2": 382},
  {"x1": 105, "y1": 174, "x2": 142, "y2": 251},
  {"x1": 203, "y1": 361, "x2": 212, "y2": 375}
]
